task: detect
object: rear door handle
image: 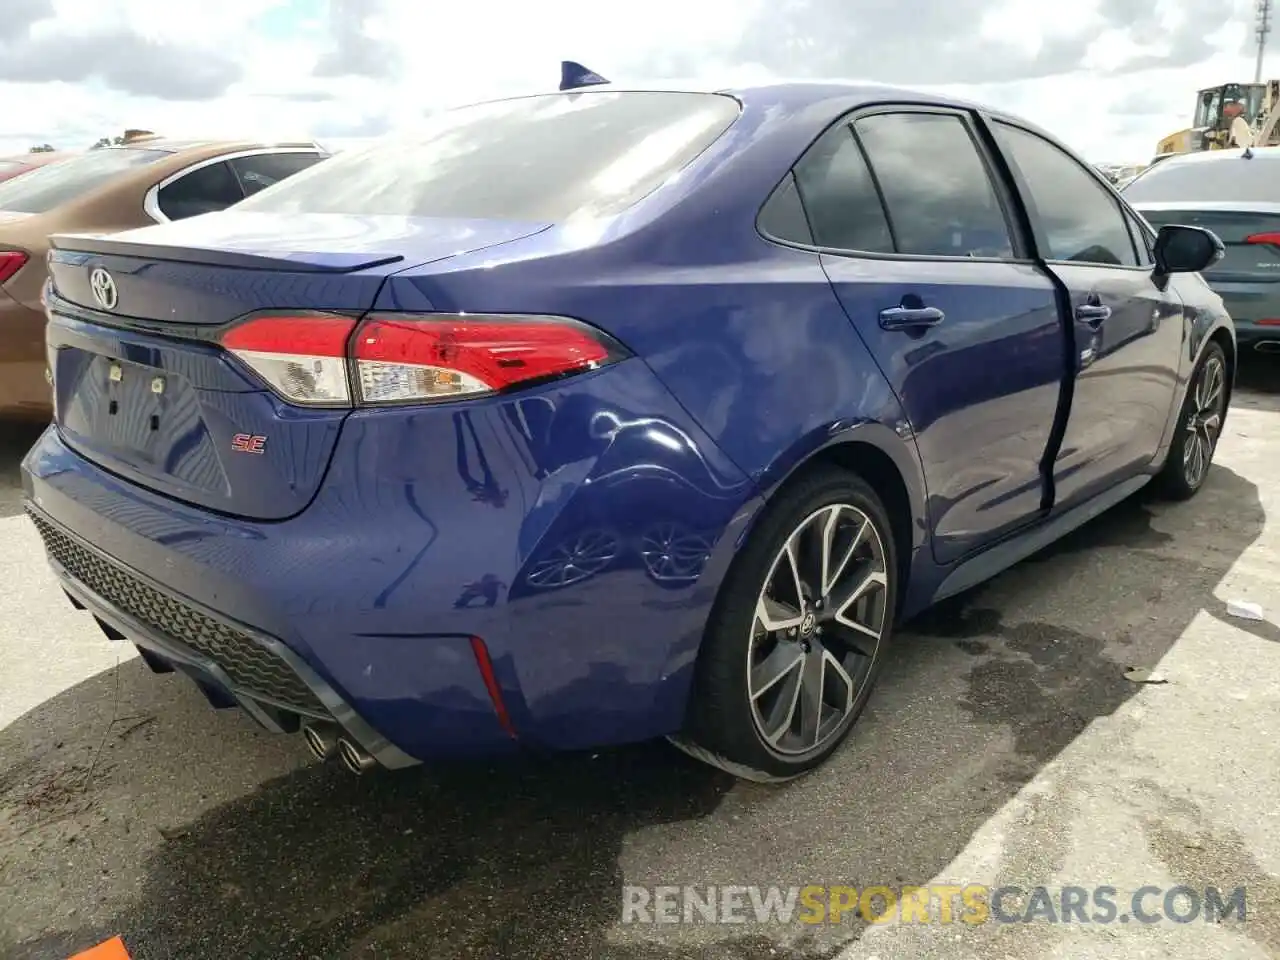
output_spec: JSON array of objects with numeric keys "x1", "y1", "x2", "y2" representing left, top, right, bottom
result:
[
  {"x1": 879, "y1": 305, "x2": 946, "y2": 330},
  {"x1": 1075, "y1": 303, "x2": 1111, "y2": 325}
]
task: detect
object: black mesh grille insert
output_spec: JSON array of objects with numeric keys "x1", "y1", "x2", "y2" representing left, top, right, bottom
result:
[{"x1": 29, "y1": 511, "x2": 328, "y2": 716}]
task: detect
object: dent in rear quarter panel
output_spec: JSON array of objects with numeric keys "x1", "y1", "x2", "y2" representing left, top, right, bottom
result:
[
  {"x1": 373, "y1": 235, "x2": 929, "y2": 604},
  {"x1": 306, "y1": 359, "x2": 761, "y2": 751}
]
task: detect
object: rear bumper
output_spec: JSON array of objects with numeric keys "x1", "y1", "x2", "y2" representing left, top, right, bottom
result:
[
  {"x1": 0, "y1": 295, "x2": 50, "y2": 421},
  {"x1": 29, "y1": 507, "x2": 418, "y2": 768},
  {"x1": 21, "y1": 359, "x2": 760, "y2": 761},
  {"x1": 1231, "y1": 321, "x2": 1280, "y2": 350}
]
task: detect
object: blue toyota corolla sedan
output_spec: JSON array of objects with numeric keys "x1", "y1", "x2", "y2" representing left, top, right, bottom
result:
[{"x1": 21, "y1": 80, "x2": 1234, "y2": 782}]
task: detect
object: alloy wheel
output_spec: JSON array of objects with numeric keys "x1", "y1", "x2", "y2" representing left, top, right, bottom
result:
[
  {"x1": 747, "y1": 503, "x2": 889, "y2": 756},
  {"x1": 1183, "y1": 354, "x2": 1225, "y2": 489}
]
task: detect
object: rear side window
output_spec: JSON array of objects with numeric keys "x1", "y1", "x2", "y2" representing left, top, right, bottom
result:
[
  {"x1": 854, "y1": 112, "x2": 1014, "y2": 259},
  {"x1": 1123, "y1": 156, "x2": 1280, "y2": 203},
  {"x1": 230, "y1": 152, "x2": 326, "y2": 197},
  {"x1": 791, "y1": 124, "x2": 893, "y2": 251},
  {"x1": 994, "y1": 122, "x2": 1138, "y2": 267},
  {"x1": 0, "y1": 148, "x2": 167, "y2": 214},
  {"x1": 235, "y1": 91, "x2": 740, "y2": 222},
  {"x1": 157, "y1": 161, "x2": 245, "y2": 220},
  {"x1": 758, "y1": 173, "x2": 813, "y2": 243}
]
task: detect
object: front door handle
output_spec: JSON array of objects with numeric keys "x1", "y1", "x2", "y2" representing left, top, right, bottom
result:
[
  {"x1": 1075, "y1": 303, "x2": 1111, "y2": 325},
  {"x1": 879, "y1": 305, "x2": 946, "y2": 330}
]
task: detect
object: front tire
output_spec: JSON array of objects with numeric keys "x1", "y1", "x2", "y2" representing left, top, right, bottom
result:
[
  {"x1": 1155, "y1": 342, "x2": 1227, "y2": 501},
  {"x1": 674, "y1": 467, "x2": 898, "y2": 782}
]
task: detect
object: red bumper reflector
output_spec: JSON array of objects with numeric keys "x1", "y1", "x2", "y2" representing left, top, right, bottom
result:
[{"x1": 470, "y1": 636, "x2": 517, "y2": 739}]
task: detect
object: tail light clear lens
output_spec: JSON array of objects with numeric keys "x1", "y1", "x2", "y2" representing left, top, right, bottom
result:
[
  {"x1": 0, "y1": 250, "x2": 28, "y2": 285},
  {"x1": 353, "y1": 313, "x2": 619, "y2": 404},
  {"x1": 219, "y1": 311, "x2": 624, "y2": 408},
  {"x1": 220, "y1": 312, "x2": 356, "y2": 406}
]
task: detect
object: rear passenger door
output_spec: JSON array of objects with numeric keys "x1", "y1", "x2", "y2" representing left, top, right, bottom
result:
[
  {"x1": 784, "y1": 107, "x2": 1067, "y2": 564},
  {"x1": 989, "y1": 121, "x2": 1185, "y2": 511}
]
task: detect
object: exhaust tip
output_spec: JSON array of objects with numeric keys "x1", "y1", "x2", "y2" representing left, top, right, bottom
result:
[
  {"x1": 302, "y1": 722, "x2": 338, "y2": 762},
  {"x1": 337, "y1": 738, "x2": 377, "y2": 775},
  {"x1": 1254, "y1": 340, "x2": 1280, "y2": 353}
]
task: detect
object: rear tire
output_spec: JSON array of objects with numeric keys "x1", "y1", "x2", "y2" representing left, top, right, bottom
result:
[
  {"x1": 1155, "y1": 342, "x2": 1227, "y2": 501},
  {"x1": 674, "y1": 467, "x2": 898, "y2": 782}
]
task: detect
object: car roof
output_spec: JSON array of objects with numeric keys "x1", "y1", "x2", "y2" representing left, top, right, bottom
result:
[
  {"x1": 457, "y1": 79, "x2": 1061, "y2": 146},
  {"x1": 1145, "y1": 146, "x2": 1280, "y2": 168},
  {"x1": 107, "y1": 138, "x2": 325, "y2": 156}
]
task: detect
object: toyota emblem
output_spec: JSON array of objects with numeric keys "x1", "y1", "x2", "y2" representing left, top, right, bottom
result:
[{"x1": 89, "y1": 267, "x2": 118, "y2": 311}]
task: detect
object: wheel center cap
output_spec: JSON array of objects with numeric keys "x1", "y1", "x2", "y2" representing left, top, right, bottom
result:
[{"x1": 800, "y1": 611, "x2": 817, "y2": 636}]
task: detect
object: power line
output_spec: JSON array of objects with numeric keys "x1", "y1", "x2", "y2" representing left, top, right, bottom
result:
[{"x1": 1258, "y1": 0, "x2": 1272, "y2": 82}]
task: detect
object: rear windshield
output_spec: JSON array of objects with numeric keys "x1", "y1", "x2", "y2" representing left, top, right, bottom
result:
[
  {"x1": 237, "y1": 91, "x2": 742, "y2": 221},
  {"x1": 0, "y1": 148, "x2": 167, "y2": 214},
  {"x1": 1122, "y1": 156, "x2": 1280, "y2": 203}
]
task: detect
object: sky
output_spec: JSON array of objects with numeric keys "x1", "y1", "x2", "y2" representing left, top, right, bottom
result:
[{"x1": 0, "y1": 0, "x2": 1269, "y2": 163}]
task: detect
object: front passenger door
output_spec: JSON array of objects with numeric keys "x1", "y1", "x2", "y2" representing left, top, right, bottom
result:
[{"x1": 990, "y1": 121, "x2": 1185, "y2": 511}]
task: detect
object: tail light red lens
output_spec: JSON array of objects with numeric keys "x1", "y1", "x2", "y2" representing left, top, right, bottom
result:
[
  {"x1": 220, "y1": 312, "x2": 356, "y2": 406},
  {"x1": 0, "y1": 251, "x2": 29, "y2": 285},
  {"x1": 219, "y1": 311, "x2": 624, "y2": 408},
  {"x1": 1245, "y1": 232, "x2": 1280, "y2": 245},
  {"x1": 353, "y1": 313, "x2": 617, "y2": 404}
]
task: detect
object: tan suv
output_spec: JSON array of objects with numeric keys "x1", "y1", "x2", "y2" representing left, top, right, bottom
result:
[{"x1": 0, "y1": 138, "x2": 329, "y2": 421}]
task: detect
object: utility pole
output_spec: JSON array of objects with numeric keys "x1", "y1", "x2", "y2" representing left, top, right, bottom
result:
[{"x1": 1258, "y1": 0, "x2": 1272, "y2": 83}]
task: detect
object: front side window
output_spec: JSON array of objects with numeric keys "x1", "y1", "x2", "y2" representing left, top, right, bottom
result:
[
  {"x1": 994, "y1": 122, "x2": 1138, "y2": 267},
  {"x1": 854, "y1": 112, "x2": 1014, "y2": 259},
  {"x1": 0, "y1": 148, "x2": 167, "y2": 214},
  {"x1": 235, "y1": 91, "x2": 741, "y2": 222},
  {"x1": 1124, "y1": 209, "x2": 1154, "y2": 265}
]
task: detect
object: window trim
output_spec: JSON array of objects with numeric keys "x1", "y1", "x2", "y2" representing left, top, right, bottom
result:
[
  {"x1": 1122, "y1": 207, "x2": 1155, "y2": 266},
  {"x1": 983, "y1": 116, "x2": 1150, "y2": 273},
  {"x1": 142, "y1": 147, "x2": 328, "y2": 224},
  {"x1": 756, "y1": 103, "x2": 1033, "y2": 265}
]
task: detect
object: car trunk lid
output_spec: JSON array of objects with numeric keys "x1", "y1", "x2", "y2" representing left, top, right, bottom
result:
[
  {"x1": 45, "y1": 212, "x2": 548, "y2": 520},
  {"x1": 1132, "y1": 201, "x2": 1280, "y2": 282}
]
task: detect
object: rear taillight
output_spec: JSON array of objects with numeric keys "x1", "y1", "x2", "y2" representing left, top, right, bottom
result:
[
  {"x1": 221, "y1": 312, "x2": 356, "y2": 406},
  {"x1": 0, "y1": 251, "x2": 28, "y2": 285},
  {"x1": 1245, "y1": 232, "x2": 1280, "y2": 245},
  {"x1": 353, "y1": 313, "x2": 619, "y2": 404},
  {"x1": 219, "y1": 311, "x2": 625, "y2": 408}
]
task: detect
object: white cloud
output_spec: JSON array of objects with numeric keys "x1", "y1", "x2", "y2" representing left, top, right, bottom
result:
[{"x1": 0, "y1": 0, "x2": 1269, "y2": 163}]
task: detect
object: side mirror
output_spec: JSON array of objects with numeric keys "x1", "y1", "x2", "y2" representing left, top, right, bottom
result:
[{"x1": 1153, "y1": 224, "x2": 1225, "y2": 275}]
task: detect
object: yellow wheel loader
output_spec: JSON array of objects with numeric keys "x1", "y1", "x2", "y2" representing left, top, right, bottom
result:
[{"x1": 1153, "y1": 80, "x2": 1280, "y2": 160}]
